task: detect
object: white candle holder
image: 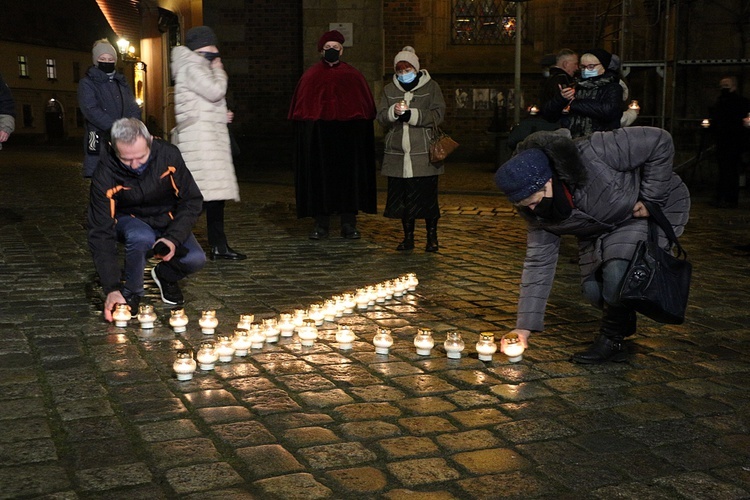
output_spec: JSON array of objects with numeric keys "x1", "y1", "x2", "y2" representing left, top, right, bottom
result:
[
  {"x1": 335, "y1": 325, "x2": 356, "y2": 350},
  {"x1": 373, "y1": 328, "x2": 393, "y2": 354},
  {"x1": 405, "y1": 273, "x2": 418, "y2": 292},
  {"x1": 308, "y1": 304, "x2": 325, "y2": 326},
  {"x1": 137, "y1": 304, "x2": 157, "y2": 329},
  {"x1": 443, "y1": 331, "x2": 465, "y2": 359},
  {"x1": 233, "y1": 329, "x2": 252, "y2": 357},
  {"x1": 475, "y1": 333, "x2": 497, "y2": 362},
  {"x1": 248, "y1": 324, "x2": 265, "y2": 349},
  {"x1": 169, "y1": 308, "x2": 189, "y2": 333},
  {"x1": 384, "y1": 281, "x2": 395, "y2": 300},
  {"x1": 342, "y1": 293, "x2": 356, "y2": 314},
  {"x1": 323, "y1": 300, "x2": 337, "y2": 322},
  {"x1": 173, "y1": 350, "x2": 197, "y2": 381},
  {"x1": 292, "y1": 309, "x2": 307, "y2": 329},
  {"x1": 298, "y1": 319, "x2": 318, "y2": 346},
  {"x1": 216, "y1": 333, "x2": 235, "y2": 362},
  {"x1": 414, "y1": 328, "x2": 435, "y2": 356},
  {"x1": 237, "y1": 314, "x2": 254, "y2": 331},
  {"x1": 196, "y1": 341, "x2": 218, "y2": 370},
  {"x1": 355, "y1": 289, "x2": 369, "y2": 310},
  {"x1": 501, "y1": 332, "x2": 525, "y2": 363},
  {"x1": 113, "y1": 303, "x2": 132, "y2": 328},
  {"x1": 278, "y1": 313, "x2": 295, "y2": 337},
  {"x1": 199, "y1": 310, "x2": 218, "y2": 335},
  {"x1": 262, "y1": 318, "x2": 280, "y2": 343},
  {"x1": 366, "y1": 285, "x2": 377, "y2": 306},
  {"x1": 332, "y1": 295, "x2": 345, "y2": 317}
]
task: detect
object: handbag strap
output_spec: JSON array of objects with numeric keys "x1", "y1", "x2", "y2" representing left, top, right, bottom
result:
[{"x1": 641, "y1": 200, "x2": 687, "y2": 259}]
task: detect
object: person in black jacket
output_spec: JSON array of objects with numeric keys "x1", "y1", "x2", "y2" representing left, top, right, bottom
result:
[
  {"x1": 539, "y1": 48, "x2": 578, "y2": 125},
  {"x1": 708, "y1": 76, "x2": 750, "y2": 208},
  {"x1": 78, "y1": 39, "x2": 141, "y2": 177},
  {"x1": 88, "y1": 118, "x2": 205, "y2": 321}
]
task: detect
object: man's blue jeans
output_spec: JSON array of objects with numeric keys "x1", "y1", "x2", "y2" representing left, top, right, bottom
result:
[{"x1": 115, "y1": 216, "x2": 206, "y2": 298}]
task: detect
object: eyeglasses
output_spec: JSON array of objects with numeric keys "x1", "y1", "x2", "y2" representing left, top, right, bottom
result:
[{"x1": 580, "y1": 63, "x2": 601, "y2": 70}]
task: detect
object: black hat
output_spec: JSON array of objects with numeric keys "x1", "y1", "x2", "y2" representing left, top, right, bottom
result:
[
  {"x1": 582, "y1": 48, "x2": 612, "y2": 71},
  {"x1": 185, "y1": 26, "x2": 218, "y2": 51}
]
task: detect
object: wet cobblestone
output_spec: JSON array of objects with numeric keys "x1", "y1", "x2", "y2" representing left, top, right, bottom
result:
[{"x1": 1, "y1": 145, "x2": 749, "y2": 498}]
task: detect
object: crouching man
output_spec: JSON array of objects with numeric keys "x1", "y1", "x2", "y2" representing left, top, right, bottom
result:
[{"x1": 89, "y1": 117, "x2": 206, "y2": 321}]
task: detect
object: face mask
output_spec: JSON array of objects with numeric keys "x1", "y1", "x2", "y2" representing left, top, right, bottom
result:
[
  {"x1": 531, "y1": 197, "x2": 556, "y2": 219},
  {"x1": 397, "y1": 71, "x2": 417, "y2": 84},
  {"x1": 542, "y1": 70, "x2": 550, "y2": 78},
  {"x1": 582, "y1": 68, "x2": 599, "y2": 79},
  {"x1": 721, "y1": 88, "x2": 731, "y2": 96},
  {"x1": 98, "y1": 62, "x2": 116, "y2": 73},
  {"x1": 199, "y1": 52, "x2": 220, "y2": 62},
  {"x1": 323, "y1": 48, "x2": 340, "y2": 63}
]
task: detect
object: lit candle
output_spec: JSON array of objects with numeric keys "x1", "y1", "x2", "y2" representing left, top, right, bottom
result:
[
  {"x1": 393, "y1": 279, "x2": 406, "y2": 298},
  {"x1": 196, "y1": 341, "x2": 218, "y2": 370},
  {"x1": 323, "y1": 300, "x2": 337, "y2": 322},
  {"x1": 216, "y1": 333, "x2": 235, "y2": 362},
  {"x1": 297, "y1": 319, "x2": 318, "y2": 346},
  {"x1": 333, "y1": 295, "x2": 346, "y2": 317},
  {"x1": 529, "y1": 104, "x2": 540, "y2": 115},
  {"x1": 199, "y1": 310, "x2": 218, "y2": 335},
  {"x1": 292, "y1": 309, "x2": 307, "y2": 328},
  {"x1": 373, "y1": 328, "x2": 394, "y2": 354},
  {"x1": 112, "y1": 303, "x2": 131, "y2": 328},
  {"x1": 701, "y1": 118, "x2": 710, "y2": 128},
  {"x1": 375, "y1": 283, "x2": 387, "y2": 303},
  {"x1": 414, "y1": 328, "x2": 435, "y2": 356},
  {"x1": 628, "y1": 99, "x2": 640, "y2": 111},
  {"x1": 501, "y1": 332, "x2": 525, "y2": 363},
  {"x1": 237, "y1": 314, "x2": 254, "y2": 331},
  {"x1": 383, "y1": 281, "x2": 395, "y2": 300},
  {"x1": 173, "y1": 350, "x2": 197, "y2": 381},
  {"x1": 249, "y1": 324, "x2": 266, "y2": 349},
  {"x1": 366, "y1": 285, "x2": 377, "y2": 306},
  {"x1": 262, "y1": 318, "x2": 280, "y2": 343},
  {"x1": 342, "y1": 293, "x2": 356, "y2": 314},
  {"x1": 475, "y1": 333, "x2": 497, "y2": 362},
  {"x1": 355, "y1": 289, "x2": 369, "y2": 310},
  {"x1": 233, "y1": 329, "x2": 252, "y2": 357},
  {"x1": 308, "y1": 304, "x2": 325, "y2": 326},
  {"x1": 278, "y1": 313, "x2": 295, "y2": 337},
  {"x1": 137, "y1": 304, "x2": 157, "y2": 330},
  {"x1": 443, "y1": 331, "x2": 465, "y2": 359},
  {"x1": 335, "y1": 325, "x2": 356, "y2": 350},
  {"x1": 169, "y1": 308, "x2": 189, "y2": 333},
  {"x1": 405, "y1": 273, "x2": 418, "y2": 292}
]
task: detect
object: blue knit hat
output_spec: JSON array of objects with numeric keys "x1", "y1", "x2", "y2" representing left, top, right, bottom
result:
[{"x1": 495, "y1": 149, "x2": 553, "y2": 203}]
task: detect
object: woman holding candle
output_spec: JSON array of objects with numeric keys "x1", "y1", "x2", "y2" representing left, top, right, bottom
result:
[
  {"x1": 377, "y1": 46, "x2": 447, "y2": 252},
  {"x1": 494, "y1": 127, "x2": 690, "y2": 363}
]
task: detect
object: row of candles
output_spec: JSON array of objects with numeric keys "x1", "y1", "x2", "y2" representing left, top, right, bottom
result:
[
  {"x1": 107, "y1": 273, "x2": 523, "y2": 381},
  {"x1": 173, "y1": 328, "x2": 525, "y2": 381}
]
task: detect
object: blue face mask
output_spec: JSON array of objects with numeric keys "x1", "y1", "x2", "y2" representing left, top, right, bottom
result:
[
  {"x1": 582, "y1": 68, "x2": 599, "y2": 79},
  {"x1": 397, "y1": 71, "x2": 417, "y2": 84}
]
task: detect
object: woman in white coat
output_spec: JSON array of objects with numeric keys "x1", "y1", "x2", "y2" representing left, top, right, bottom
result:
[{"x1": 171, "y1": 26, "x2": 245, "y2": 260}]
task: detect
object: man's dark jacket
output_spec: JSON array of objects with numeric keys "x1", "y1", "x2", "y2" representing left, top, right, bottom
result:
[{"x1": 88, "y1": 139, "x2": 203, "y2": 294}]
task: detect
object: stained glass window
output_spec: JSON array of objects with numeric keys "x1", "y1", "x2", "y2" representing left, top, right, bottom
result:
[{"x1": 452, "y1": 0, "x2": 522, "y2": 45}]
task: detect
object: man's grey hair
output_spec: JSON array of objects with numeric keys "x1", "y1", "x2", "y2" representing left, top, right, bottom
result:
[
  {"x1": 556, "y1": 48, "x2": 577, "y2": 65},
  {"x1": 111, "y1": 118, "x2": 152, "y2": 149}
]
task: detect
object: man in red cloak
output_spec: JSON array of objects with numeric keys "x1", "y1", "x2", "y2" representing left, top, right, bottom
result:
[{"x1": 288, "y1": 30, "x2": 377, "y2": 240}]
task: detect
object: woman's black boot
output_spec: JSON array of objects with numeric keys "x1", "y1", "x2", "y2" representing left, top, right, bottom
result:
[
  {"x1": 396, "y1": 219, "x2": 415, "y2": 251},
  {"x1": 571, "y1": 304, "x2": 631, "y2": 364}
]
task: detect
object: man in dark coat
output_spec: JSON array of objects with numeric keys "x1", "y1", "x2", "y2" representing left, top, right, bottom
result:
[
  {"x1": 495, "y1": 127, "x2": 690, "y2": 364},
  {"x1": 88, "y1": 118, "x2": 205, "y2": 321},
  {"x1": 288, "y1": 30, "x2": 377, "y2": 240},
  {"x1": 539, "y1": 49, "x2": 578, "y2": 124},
  {"x1": 708, "y1": 76, "x2": 750, "y2": 208},
  {"x1": 78, "y1": 39, "x2": 141, "y2": 177}
]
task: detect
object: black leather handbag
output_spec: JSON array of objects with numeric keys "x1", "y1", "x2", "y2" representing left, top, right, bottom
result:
[{"x1": 618, "y1": 201, "x2": 692, "y2": 324}]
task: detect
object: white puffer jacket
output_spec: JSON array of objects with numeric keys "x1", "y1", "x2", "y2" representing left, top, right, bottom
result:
[{"x1": 171, "y1": 46, "x2": 239, "y2": 202}]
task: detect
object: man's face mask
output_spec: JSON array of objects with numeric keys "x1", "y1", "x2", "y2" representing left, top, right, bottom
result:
[
  {"x1": 397, "y1": 71, "x2": 417, "y2": 84},
  {"x1": 98, "y1": 62, "x2": 116, "y2": 73},
  {"x1": 324, "y1": 48, "x2": 340, "y2": 63},
  {"x1": 721, "y1": 87, "x2": 732, "y2": 96},
  {"x1": 199, "y1": 51, "x2": 220, "y2": 62}
]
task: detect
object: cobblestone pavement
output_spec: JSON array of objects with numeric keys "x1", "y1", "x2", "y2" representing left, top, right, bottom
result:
[{"x1": 1, "y1": 145, "x2": 749, "y2": 499}]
